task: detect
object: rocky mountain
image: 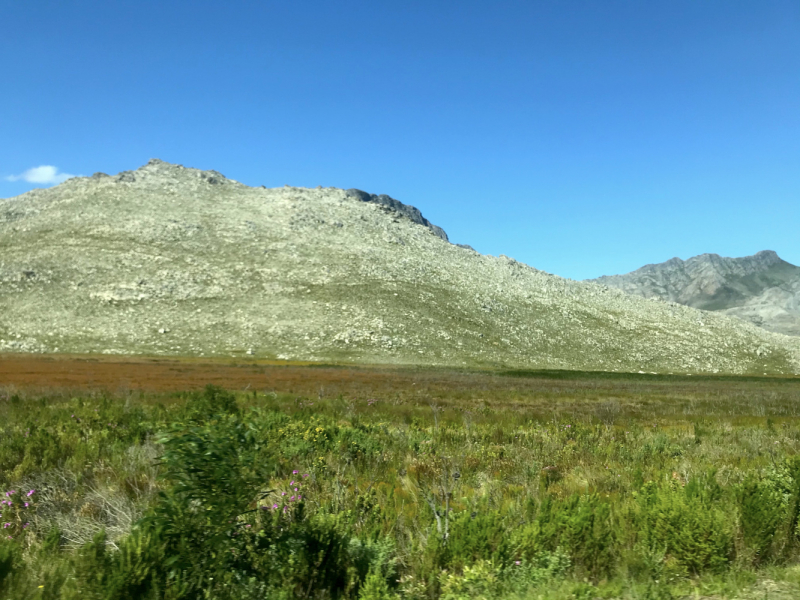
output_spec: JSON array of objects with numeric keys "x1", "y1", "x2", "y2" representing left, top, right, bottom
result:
[
  {"x1": 1, "y1": 159, "x2": 798, "y2": 374},
  {"x1": 589, "y1": 251, "x2": 800, "y2": 337}
]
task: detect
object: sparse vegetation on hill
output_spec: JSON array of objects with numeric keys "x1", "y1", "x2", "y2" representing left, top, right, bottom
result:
[
  {"x1": 1, "y1": 159, "x2": 799, "y2": 374},
  {"x1": 1, "y1": 371, "x2": 800, "y2": 598}
]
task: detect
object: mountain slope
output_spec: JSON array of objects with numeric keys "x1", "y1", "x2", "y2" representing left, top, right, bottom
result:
[
  {"x1": 1, "y1": 159, "x2": 798, "y2": 374},
  {"x1": 590, "y1": 251, "x2": 800, "y2": 337}
]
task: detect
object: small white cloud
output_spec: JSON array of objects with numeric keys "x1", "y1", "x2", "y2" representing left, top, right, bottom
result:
[{"x1": 5, "y1": 165, "x2": 75, "y2": 185}]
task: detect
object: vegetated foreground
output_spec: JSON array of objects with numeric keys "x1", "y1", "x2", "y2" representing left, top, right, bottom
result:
[{"x1": 1, "y1": 365, "x2": 800, "y2": 598}]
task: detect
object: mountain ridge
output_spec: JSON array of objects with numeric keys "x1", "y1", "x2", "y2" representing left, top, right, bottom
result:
[
  {"x1": 1, "y1": 159, "x2": 799, "y2": 374},
  {"x1": 589, "y1": 251, "x2": 800, "y2": 336}
]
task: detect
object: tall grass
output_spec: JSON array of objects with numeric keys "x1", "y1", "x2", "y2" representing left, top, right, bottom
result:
[{"x1": 0, "y1": 371, "x2": 799, "y2": 598}]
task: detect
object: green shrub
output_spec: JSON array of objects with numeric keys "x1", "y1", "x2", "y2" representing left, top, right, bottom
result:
[
  {"x1": 358, "y1": 567, "x2": 396, "y2": 600},
  {"x1": 438, "y1": 559, "x2": 500, "y2": 600},
  {"x1": 107, "y1": 408, "x2": 363, "y2": 599},
  {"x1": 522, "y1": 493, "x2": 615, "y2": 580},
  {"x1": 64, "y1": 530, "x2": 111, "y2": 600},
  {"x1": 181, "y1": 385, "x2": 239, "y2": 423},
  {"x1": 637, "y1": 478, "x2": 732, "y2": 575},
  {"x1": 240, "y1": 509, "x2": 355, "y2": 599},
  {"x1": 105, "y1": 525, "x2": 165, "y2": 600},
  {"x1": 269, "y1": 412, "x2": 338, "y2": 460},
  {"x1": 738, "y1": 476, "x2": 786, "y2": 563},
  {"x1": 436, "y1": 509, "x2": 514, "y2": 571},
  {"x1": 0, "y1": 538, "x2": 20, "y2": 592}
]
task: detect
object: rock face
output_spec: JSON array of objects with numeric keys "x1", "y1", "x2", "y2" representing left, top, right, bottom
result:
[
  {"x1": 589, "y1": 251, "x2": 800, "y2": 337},
  {"x1": 1, "y1": 159, "x2": 799, "y2": 374},
  {"x1": 344, "y1": 189, "x2": 449, "y2": 241}
]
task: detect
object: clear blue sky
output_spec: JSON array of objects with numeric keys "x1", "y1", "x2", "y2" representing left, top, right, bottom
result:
[{"x1": 2, "y1": 1, "x2": 798, "y2": 279}]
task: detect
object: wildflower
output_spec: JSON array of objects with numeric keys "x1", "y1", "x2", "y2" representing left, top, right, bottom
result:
[
  {"x1": 292, "y1": 470, "x2": 298, "y2": 474},
  {"x1": 24, "y1": 502, "x2": 28, "y2": 508},
  {"x1": 281, "y1": 492, "x2": 286, "y2": 496},
  {"x1": 273, "y1": 504, "x2": 278, "y2": 509},
  {"x1": 22, "y1": 523, "x2": 28, "y2": 529},
  {"x1": 298, "y1": 495, "x2": 302, "y2": 500},
  {"x1": 290, "y1": 480, "x2": 295, "y2": 485},
  {"x1": 302, "y1": 474, "x2": 309, "y2": 478},
  {"x1": 294, "y1": 488, "x2": 298, "y2": 492},
  {"x1": 245, "y1": 524, "x2": 251, "y2": 528},
  {"x1": 3, "y1": 523, "x2": 8, "y2": 529},
  {"x1": 290, "y1": 496, "x2": 295, "y2": 501},
  {"x1": 26, "y1": 490, "x2": 34, "y2": 496},
  {"x1": 515, "y1": 561, "x2": 521, "y2": 566}
]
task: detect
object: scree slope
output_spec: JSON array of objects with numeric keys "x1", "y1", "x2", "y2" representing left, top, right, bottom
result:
[{"x1": 1, "y1": 159, "x2": 798, "y2": 374}]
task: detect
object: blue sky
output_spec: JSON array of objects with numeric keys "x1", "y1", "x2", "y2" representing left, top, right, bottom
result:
[{"x1": 2, "y1": 0, "x2": 798, "y2": 279}]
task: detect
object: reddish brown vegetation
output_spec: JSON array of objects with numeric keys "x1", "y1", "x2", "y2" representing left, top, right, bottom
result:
[{"x1": 2, "y1": 353, "x2": 799, "y2": 423}]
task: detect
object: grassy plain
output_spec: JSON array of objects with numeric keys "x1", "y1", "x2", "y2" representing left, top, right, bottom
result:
[{"x1": 0, "y1": 358, "x2": 800, "y2": 598}]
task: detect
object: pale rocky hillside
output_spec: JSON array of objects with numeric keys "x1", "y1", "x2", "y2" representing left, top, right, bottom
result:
[
  {"x1": 1, "y1": 159, "x2": 798, "y2": 374},
  {"x1": 590, "y1": 251, "x2": 800, "y2": 337}
]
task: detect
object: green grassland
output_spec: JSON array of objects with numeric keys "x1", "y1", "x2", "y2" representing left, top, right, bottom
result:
[{"x1": 2, "y1": 369, "x2": 800, "y2": 598}]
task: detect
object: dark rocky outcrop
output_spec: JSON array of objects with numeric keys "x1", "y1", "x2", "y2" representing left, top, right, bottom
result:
[{"x1": 345, "y1": 189, "x2": 448, "y2": 241}]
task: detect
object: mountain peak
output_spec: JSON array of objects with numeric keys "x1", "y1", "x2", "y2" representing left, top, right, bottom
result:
[
  {"x1": 589, "y1": 250, "x2": 800, "y2": 336},
  {"x1": 754, "y1": 249, "x2": 781, "y2": 264}
]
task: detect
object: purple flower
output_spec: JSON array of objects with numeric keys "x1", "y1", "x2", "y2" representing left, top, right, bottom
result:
[
  {"x1": 302, "y1": 474, "x2": 309, "y2": 478},
  {"x1": 24, "y1": 502, "x2": 28, "y2": 508},
  {"x1": 3, "y1": 523, "x2": 8, "y2": 529},
  {"x1": 22, "y1": 523, "x2": 28, "y2": 529},
  {"x1": 298, "y1": 495, "x2": 302, "y2": 500},
  {"x1": 272, "y1": 504, "x2": 278, "y2": 509},
  {"x1": 26, "y1": 490, "x2": 34, "y2": 497},
  {"x1": 290, "y1": 481, "x2": 295, "y2": 485},
  {"x1": 290, "y1": 496, "x2": 295, "y2": 501},
  {"x1": 515, "y1": 560, "x2": 521, "y2": 566},
  {"x1": 281, "y1": 492, "x2": 286, "y2": 496},
  {"x1": 292, "y1": 470, "x2": 298, "y2": 474}
]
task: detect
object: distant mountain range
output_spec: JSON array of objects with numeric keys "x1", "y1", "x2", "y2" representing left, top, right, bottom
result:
[
  {"x1": 1, "y1": 159, "x2": 798, "y2": 374},
  {"x1": 589, "y1": 251, "x2": 800, "y2": 337}
]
